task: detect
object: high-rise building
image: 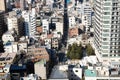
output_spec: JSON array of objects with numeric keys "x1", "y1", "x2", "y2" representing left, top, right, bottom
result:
[
  {"x1": 7, "y1": 11, "x2": 25, "y2": 38},
  {"x1": 22, "y1": 8, "x2": 36, "y2": 37},
  {"x1": 94, "y1": 0, "x2": 120, "y2": 62},
  {"x1": 0, "y1": 11, "x2": 7, "y2": 52},
  {"x1": 0, "y1": 11, "x2": 7, "y2": 39}
]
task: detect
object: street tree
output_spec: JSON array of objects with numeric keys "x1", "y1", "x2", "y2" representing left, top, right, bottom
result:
[
  {"x1": 86, "y1": 43, "x2": 95, "y2": 56},
  {"x1": 67, "y1": 43, "x2": 83, "y2": 59}
]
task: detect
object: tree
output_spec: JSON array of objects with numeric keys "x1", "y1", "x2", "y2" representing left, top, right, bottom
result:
[
  {"x1": 67, "y1": 43, "x2": 83, "y2": 59},
  {"x1": 86, "y1": 44, "x2": 95, "y2": 56}
]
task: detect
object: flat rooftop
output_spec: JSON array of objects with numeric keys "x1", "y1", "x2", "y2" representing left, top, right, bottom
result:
[
  {"x1": 0, "y1": 53, "x2": 16, "y2": 63},
  {"x1": 49, "y1": 65, "x2": 68, "y2": 79},
  {"x1": 85, "y1": 69, "x2": 97, "y2": 77}
]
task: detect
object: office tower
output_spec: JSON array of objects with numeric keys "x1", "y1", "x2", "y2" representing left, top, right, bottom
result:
[
  {"x1": 94, "y1": 0, "x2": 120, "y2": 62},
  {"x1": 0, "y1": 0, "x2": 6, "y2": 11}
]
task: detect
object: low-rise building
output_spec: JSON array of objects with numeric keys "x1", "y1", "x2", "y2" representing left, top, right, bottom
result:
[
  {"x1": 0, "y1": 73, "x2": 11, "y2": 80},
  {"x1": 10, "y1": 64, "x2": 27, "y2": 80},
  {"x1": 51, "y1": 38, "x2": 59, "y2": 50},
  {"x1": 3, "y1": 42, "x2": 18, "y2": 53},
  {"x1": 2, "y1": 31, "x2": 15, "y2": 44},
  {"x1": 49, "y1": 65, "x2": 68, "y2": 80},
  {"x1": 68, "y1": 27, "x2": 79, "y2": 38},
  {"x1": 34, "y1": 59, "x2": 48, "y2": 80},
  {"x1": 44, "y1": 38, "x2": 51, "y2": 49},
  {"x1": 68, "y1": 65, "x2": 82, "y2": 80},
  {"x1": 49, "y1": 64, "x2": 82, "y2": 80},
  {"x1": 0, "y1": 53, "x2": 16, "y2": 67},
  {"x1": 69, "y1": 16, "x2": 76, "y2": 28},
  {"x1": 84, "y1": 63, "x2": 120, "y2": 80},
  {"x1": 36, "y1": 26, "x2": 43, "y2": 34},
  {"x1": 81, "y1": 34, "x2": 89, "y2": 46},
  {"x1": 3, "y1": 41, "x2": 28, "y2": 53},
  {"x1": 20, "y1": 74, "x2": 38, "y2": 80},
  {"x1": 28, "y1": 47, "x2": 50, "y2": 62},
  {"x1": 18, "y1": 41, "x2": 28, "y2": 53}
]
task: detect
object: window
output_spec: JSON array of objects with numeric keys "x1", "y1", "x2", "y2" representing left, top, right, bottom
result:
[
  {"x1": 4, "y1": 69, "x2": 7, "y2": 71},
  {"x1": 75, "y1": 70, "x2": 78, "y2": 72},
  {"x1": 103, "y1": 38, "x2": 107, "y2": 41},
  {"x1": 104, "y1": 12, "x2": 110, "y2": 15},
  {"x1": 102, "y1": 54, "x2": 108, "y2": 57}
]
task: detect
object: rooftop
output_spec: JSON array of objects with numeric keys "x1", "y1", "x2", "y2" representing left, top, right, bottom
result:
[
  {"x1": 35, "y1": 59, "x2": 46, "y2": 65},
  {"x1": 28, "y1": 47, "x2": 49, "y2": 62},
  {"x1": 49, "y1": 65, "x2": 68, "y2": 79},
  {"x1": 0, "y1": 52, "x2": 16, "y2": 63},
  {"x1": 85, "y1": 69, "x2": 97, "y2": 77}
]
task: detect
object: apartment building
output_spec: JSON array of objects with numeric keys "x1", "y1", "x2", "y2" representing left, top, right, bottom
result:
[{"x1": 94, "y1": 0, "x2": 120, "y2": 62}]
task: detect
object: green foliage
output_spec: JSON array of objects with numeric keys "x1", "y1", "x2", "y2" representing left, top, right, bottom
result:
[
  {"x1": 86, "y1": 44, "x2": 95, "y2": 56},
  {"x1": 67, "y1": 43, "x2": 83, "y2": 59}
]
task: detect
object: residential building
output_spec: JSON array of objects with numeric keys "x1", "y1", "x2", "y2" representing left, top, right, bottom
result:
[
  {"x1": 0, "y1": 0, "x2": 6, "y2": 11},
  {"x1": 81, "y1": 34, "x2": 89, "y2": 46},
  {"x1": 36, "y1": 26, "x2": 43, "y2": 34},
  {"x1": 0, "y1": 52, "x2": 16, "y2": 67},
  {"x1": 28, "y1": 47, "x2": 50, "y2": 62},
  {"x1": 84, "y1": 63, "x2": 120, "y2": 80},
  {"x1": 44, "y1": 34, "x2": 53, "y2": 49},
  {"x1": 3, "y1": 40, "x2": 28, "y2": 53},
  {"x1": 3, "y1": 42, "x2": 18, "y2": 53},
  {"x1": 7, "y1": 11, "x2": 25, "y2": 38},
  {"x1": 10, "y1": 64, "x2": 27, "y2": 80},
  {"x1": 20, "y1": 74, "x2": 38, "y2": 80},
  {"x1": 3, "y1": 64, "x2": 11, "y2": 73},
  {"x1": 53, "y1": 31, "x2": 61, "y2": 39},
  {"x1": 49, "y1": 64, "x2": 82, "y2": 80},
  {"x1": 68, "y1": 27, "x2": 79, "y2": 38},
  {"x1": 44, "y1": 38, "x2": 52, "y2": 49},
  {"x1": 94, "y1": 0, "x2": 120, "y2": 62},
  {"x1": 68, "y1": 16, "x2": 76, "y2": 28},
  {"x1": 0, "y1": 64, "x2": 11, "y2": 76},
  {"x1": 0, "y1": 73, "x2": 11, "y2": 80},
  {"x1": 56, "y1": 22, "x2": 63, "y2": 35},
  {"x1": 68, "y1": 65, "x2": 82, "y2": 80},
  {"x1": 20, "y1": 0, "x2": 25, "y2": 10},
  {"x1": 50, "y1": 17, "x2": 63, "y2": 35},
  {"x1": 0, "y1": 11, "x2": 7, "y2": 39},
  {"x1": 51, "y1": 38, "x2": 59, "y2": 49},
  {"x1": 6, "y1": 0, "x2": 13, "y2": 11},
  {"x1": 22, "y1": 10, "x2": 29, "y2": 36},
  {"x1": 22, "y1": 8, "x2": 36, "y2": 37},
  {"x1": 72, "y1": 1, "x2": 92, "y2": 32},
  {"x1": 49, "y1": 65, "x2": 68, "y2": 80},
  {"x1": 82, "y1": 2, "x2": 92, "y2": 32},
  {"x1": 2, "y1": 31, "x2": 15, "y2": 44},
  {"x1": 18, "y1": 41, "x2": 28, "y2": 53},
  {"x1": 7, "y1": 16, "x2": 18, "y2": 32},
  {"x1": 42, "y1": 19, "x2": 49, "y2": 34},
  {"x1": 34, "y1": 59, "x2": 47, "y2": 80}
]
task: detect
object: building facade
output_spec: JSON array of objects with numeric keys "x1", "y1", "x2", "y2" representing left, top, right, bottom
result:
[
  {"x1": 0, "y1": 11, "x2": 7, "y2": 39},
  {"x1": 0, "y1": 0, "x2": 6, "y2": 11},
  {"x1": 94, "y1": 0, "x2": 120, "y2": 62},
  {"x1": 22, "y1": 8, "x2": 36, "y2": 37}
]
